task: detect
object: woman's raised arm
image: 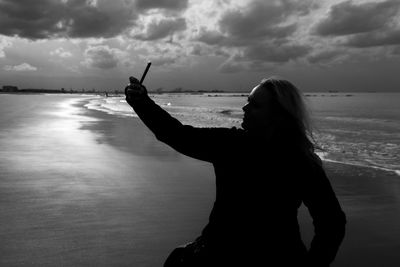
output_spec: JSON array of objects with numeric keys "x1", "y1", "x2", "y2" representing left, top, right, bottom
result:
[{"x1": 125, "y1": 79, "x2": 238, "y2": 162}]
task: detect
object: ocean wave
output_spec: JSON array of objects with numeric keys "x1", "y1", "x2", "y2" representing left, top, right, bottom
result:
[
  {"x1": 84, "y1": 97, "x2": 137, "y2": 118},
  {"x1": 84, "y1": 96, "x2": 242, "y2": 127},
  {"x1": 322, "y1": 128, "x2": 400, "y2": 138},
  {"x1": 321, "y1": 116, "x2": 399, "y2": 126},
  {"x1": 160, "y1": 103, "x2": 242, "y2": 115},
  {"x1": 316, "y1": 151, "x2": 400, "y2": 177}
]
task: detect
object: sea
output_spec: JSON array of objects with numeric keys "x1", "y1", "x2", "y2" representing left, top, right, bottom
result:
[{"x1": 85, "y1": 92, "x2": 400, "y2": 177}]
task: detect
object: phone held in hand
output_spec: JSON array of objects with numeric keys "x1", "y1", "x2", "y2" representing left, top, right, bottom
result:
[{"x1": 126, "y1": 61, "x2": 151, "y2": 95}]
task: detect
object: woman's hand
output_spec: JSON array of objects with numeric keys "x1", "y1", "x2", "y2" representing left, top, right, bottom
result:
[{"x1": 125, "y1": 76, "x2": 148, "y2": 106}]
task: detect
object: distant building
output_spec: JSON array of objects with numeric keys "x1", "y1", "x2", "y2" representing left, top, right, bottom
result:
[{"x1": 2, "y1": 85, "x2": 19, "y2": 92}]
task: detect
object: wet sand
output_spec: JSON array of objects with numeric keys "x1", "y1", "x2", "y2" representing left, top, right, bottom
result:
[
  {"x1": 298, "y1": 160, "x2": 400, "y2": 266},
  {"x1": 0, "y1": 94, "x2": 213, "y2": 266},
  {"x1": 1, "y1": 94, "x2": 400, "y2": 266}
]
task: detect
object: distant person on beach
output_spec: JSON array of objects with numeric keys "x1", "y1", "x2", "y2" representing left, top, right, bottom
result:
[{"x1": 125, "y1": 77, "x2": 346, "y2": 267}]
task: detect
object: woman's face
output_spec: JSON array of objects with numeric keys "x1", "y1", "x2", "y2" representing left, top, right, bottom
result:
[{"x1": 241, "y1": 84, "x2": 274, "y2": 131}]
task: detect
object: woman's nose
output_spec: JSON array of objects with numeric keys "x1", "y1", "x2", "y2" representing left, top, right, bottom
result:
[{"x1": 242, "y1": 103, "x2": 248, "y2": 112}]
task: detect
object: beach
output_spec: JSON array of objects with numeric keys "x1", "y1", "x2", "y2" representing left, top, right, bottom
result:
[{"x1": 1, "y1": 94, "x2": 400, "y2": 266}]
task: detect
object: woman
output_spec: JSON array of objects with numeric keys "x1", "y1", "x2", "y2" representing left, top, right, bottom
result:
[{"x1": 125, "y1": 77, "x2": 346, "y2": 267}]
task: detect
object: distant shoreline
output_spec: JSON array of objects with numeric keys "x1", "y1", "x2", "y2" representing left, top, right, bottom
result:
[
  {"x1": 0, "y1": 91, "x2": 101, "y2": 95},
  {"x1": 2, "y1": 91, "x2": 398, "y2": 98},
  {"x1": 1, "y1": 89, "x2": 398, "y2": 95}
]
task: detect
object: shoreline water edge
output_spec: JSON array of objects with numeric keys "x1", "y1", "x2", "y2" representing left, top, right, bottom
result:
[{"x1": 83, "y1": 93, "x2": 400, "y2": 177}]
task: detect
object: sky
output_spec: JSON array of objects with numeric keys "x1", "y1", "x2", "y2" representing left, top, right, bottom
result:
[{"x1": 0, "y1": 0, "x2": 400, "y2": 92}]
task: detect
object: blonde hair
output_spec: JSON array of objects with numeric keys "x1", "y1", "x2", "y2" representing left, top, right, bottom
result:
[{"x1": 259, "y1": 77, "x2": 318, "y2": 154}]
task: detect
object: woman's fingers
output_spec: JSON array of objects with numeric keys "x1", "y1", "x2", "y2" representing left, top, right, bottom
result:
[
  {"x1": 125, "y1": 76, "x2": 141, "y2": 96},
  {"x1": 129, "y1": 76, "x2": 140, "y2": 84},
  {"x1": 126, "y1": 84, "x2": 145, "y2": 97},
  {"x1": 125, "y1": 76, "x2": 147, "y2": 104}
]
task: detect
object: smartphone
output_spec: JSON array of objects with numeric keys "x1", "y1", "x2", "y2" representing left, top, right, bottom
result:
[
  {"x1": 127, "y1": 62, "x2": 151, "y2": 94},
  {"x1": 138, "y1": 61, "x2": 151, "y2": 84}
]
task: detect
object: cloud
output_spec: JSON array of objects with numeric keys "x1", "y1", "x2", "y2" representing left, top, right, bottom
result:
[
  {"x1": 149, "y1": 56, "x2": 177, "y2": 66},
  {"x1": 50, "y1": 47, "x2": 73, "y2": 58},
  {"x1": 216, "y1": 42, "x2": 311, "y2": 73},
  {"x1": 314, "y1": 0, "x2": 400, "y2": 36},
  {"x1": 194, "y1": 29, "x2": 226, "y2": 46},
  {"x1": 190, "y1": 44, "x2": 207, "y2": 56},
  {"x1": 218, "y1": 56, "x2": 276, "y2": 73},
  {"x1": 193, "y1": 0, "x2": 317, "y2": 48},
  {"x1": 217, "y1": 0, "x2": 316, "y2": 45},
  {"x1": 307, "y1": 49, "x2": 347, "y2": 64},
  {"x1": 242, "y1": 43, "x2": 311, "y2": 63},
  {"x1": 0, "y1": 0, "x2": 137, "y2": 39},
  {"x1": 0, "y1": 38, "x2": 12, "y2": 58},
  {"x1": 4, "y1": 63, "x2": 38, "y2": 71},
  {"x1": 83, "y1": 45, "x2": 123, "y2": 69},
  {"x1": 134, "y1": 18, "x2": 186, "y2": 40},
  {"x1": 344, "y1": 29, "x2": 400, "y2": 48},
  {"x1": 392, "y1": 46, "x2": 400, "y2": 55},
  {"x1": 312, "y1": 0, "x2": 400, "y2": 48},
  {"x1": 218, "y1": 59, "x2": 247, "y2": 73},
  {"x1": 191, "y1": 0, "x2": 316, "y2": 73},
  {"x1": 135, "y1": 0, "x2": 188, "y2": 12},
  {"x1": 189, "y1": 43, "x2": 227, "y2": 57}
]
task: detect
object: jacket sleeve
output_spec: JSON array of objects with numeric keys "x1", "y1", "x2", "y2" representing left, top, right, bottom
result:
[
  {"x1": 302, "y1": 160, "x2": 347, "y2": 266},
  {"x1": 129, "y1": 95, "x2": 235, "y2": 162}
]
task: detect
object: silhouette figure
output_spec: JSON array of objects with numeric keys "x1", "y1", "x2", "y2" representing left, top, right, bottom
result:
[{"x1": 125, "y1": 77, "x2": 346, "y2": 267}]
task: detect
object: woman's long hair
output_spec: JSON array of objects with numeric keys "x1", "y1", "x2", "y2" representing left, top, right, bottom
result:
[{"x1": 259, "y1": 77, "x2": 320, "y2": 162}]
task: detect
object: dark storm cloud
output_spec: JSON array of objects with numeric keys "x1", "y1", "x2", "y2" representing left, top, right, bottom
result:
[
  {"x1": 194, "y1": 0, "x2": 316, "y2": 47},
  {"x1": 198, "y1": 0, "x2": 316, "y2": 72},
  {"x1": 0, "y1": 0, "x2": 137, "y2": 39},
  {"x1": 135, "y1": 0, "x2": 188, "y2": 12},
  {"x1": 314, "y1": 0, "x2": 400, "y2": 36},
  {"x1": 217, "y1": 0, "x2": 316, "y2": 44},
  {"x1": 220, "y1": 6, "x2": 291, "y2": 42},
  {"x1": 0, "y1": 0, "x2": 64, "y2": 39},
  {"x1": 65, "y1": 0, "x2": 137, "y2": 38},
  {"x1": 134, "y1": 18, "x2": 186, "y2": 40}
]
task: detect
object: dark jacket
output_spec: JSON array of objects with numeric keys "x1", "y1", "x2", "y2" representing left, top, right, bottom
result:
[{"x1": 130, "y1": 95, "x2": 346, "y2": 266}]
